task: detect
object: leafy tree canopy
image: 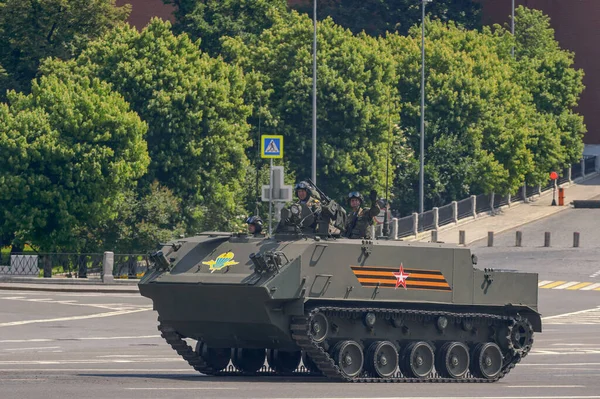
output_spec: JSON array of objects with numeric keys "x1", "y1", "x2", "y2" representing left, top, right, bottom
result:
[
  {"x1": 223, "y1": 11, "x2": 408, "y2": 203},
  {"x1": 387, "y1": 20, "x2": 539, "y2": 213},
  {"x1": 81, "y1": 181, "x2": 186, "y2": 253},
  {"x1": 162, "y1": 0, "x2": 288, "y2": 56},
  {"x1": 0, "y1": 72, "x2": 149, "y2": 251},
  {"x1": 0, "y1": 0, "x2": 130, "y2": 97},
  {"x1": 40, "y1": 19, "x2": 253, "y2": 232},
  {"x1": 510, "y1": 6, "x2": 586, "y2": 172},
  {"x1": 291, "y1": 0, "x2": 481, "y2": 37}
]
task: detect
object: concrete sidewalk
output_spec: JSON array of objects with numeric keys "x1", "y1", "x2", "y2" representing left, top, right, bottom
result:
[{"x1": 411, "y1": 173, "x2": 600, "y2": 246}]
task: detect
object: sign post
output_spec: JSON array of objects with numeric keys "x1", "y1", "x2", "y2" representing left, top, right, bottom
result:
[
  {"x1": 550, "y1": 171, "x2": 558, "y2": 206},
  {"x1": 261, "y1": 135, "x2": 287, "y2": 235}
]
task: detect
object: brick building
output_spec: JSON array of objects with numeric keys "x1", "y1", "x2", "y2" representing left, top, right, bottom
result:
[
  {"x1": 480, "y1": 0, "x2": 600, "y2": 155},
  {"x1": 117, "y1": 0, "x2": 600, "y2": 153}
]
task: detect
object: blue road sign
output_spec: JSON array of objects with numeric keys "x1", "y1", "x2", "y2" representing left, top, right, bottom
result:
[{"x1": 261, "y1": 135, "x2": 283, "y2": 158}]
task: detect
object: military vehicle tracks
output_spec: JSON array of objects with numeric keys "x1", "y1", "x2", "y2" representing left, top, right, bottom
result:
[{"x1": 157, "y1": 305, "x2": 533, "y2": 383}]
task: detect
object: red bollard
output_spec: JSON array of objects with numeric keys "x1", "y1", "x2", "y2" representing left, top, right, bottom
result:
[{"x1": 558, "y1": 187, "x2": 565, "y2": 206}]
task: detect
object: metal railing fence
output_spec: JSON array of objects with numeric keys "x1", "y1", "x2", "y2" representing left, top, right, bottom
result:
[{"x1": 0, "y1": 252, "x2": 148, "y2": 278}]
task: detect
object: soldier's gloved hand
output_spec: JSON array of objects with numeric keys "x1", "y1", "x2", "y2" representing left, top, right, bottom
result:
[{"x1": 369, "y1": 190, "x2": 378, "y2": 203}]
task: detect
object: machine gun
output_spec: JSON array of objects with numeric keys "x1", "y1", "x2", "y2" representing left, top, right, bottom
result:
[{"x1": 306, "y1": 178, "x2": 347, "y2": 236}]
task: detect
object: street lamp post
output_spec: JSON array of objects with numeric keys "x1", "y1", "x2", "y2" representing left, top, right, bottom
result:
[
  {"x1": 312, "y1": 0, "x2": 317, "y2": 184},
  {"x1": 511, "y1": 0, "x2": 515, "y2": 57},
  {"x1": 419, "y1": 0, "x2": 432, "y2": 215}
]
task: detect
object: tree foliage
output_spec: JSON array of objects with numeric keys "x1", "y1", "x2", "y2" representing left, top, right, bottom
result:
[
  {"x1": 223, "y1": 11, "x2": 407, "y2": 204},
  {"x1": 0, "y1": 0, "x2": 130, "y2": 97},
  {"x1": 511, "y1": 6, "x2": 586, "y2": 178},
  {"x1": 40, "y1": 19, "x2": 253, "y2": 232},
  {"x1": 162, "y1": 0, "x2": 288, "y2": 56},
  {"x1": 0, "y1": 73, "x2": 149, "y2": 251},
  {"x1": 81, "y1": 181, "x2": 186, "y2": 253},
  {"x1": 387, "y1": 21, "x2": 538, "y2": 213},
  {"x1": 291, "y1": 0, "x2": 481, "y2": 37}
]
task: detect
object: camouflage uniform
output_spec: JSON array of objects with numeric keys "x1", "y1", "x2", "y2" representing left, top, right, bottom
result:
[
  {"x1": 295, "y1": 182, "x2": 321, "y2": 228},
  {"x1": 344, "y1": 192, "x2": 380, "y2": 239}
]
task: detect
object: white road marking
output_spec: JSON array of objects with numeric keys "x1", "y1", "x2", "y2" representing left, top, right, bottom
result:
[
  {"x1": 520, "y1": 363, "x2": 600, "y2": 366},
  {"x1": 1, "y1": 291, "x2": 141, "y2": 299},
  {"x1": 542, "y1": 306, "x2": 600, "y2": 320},
  {"x1": 96, "y1": 355, "x2": 148, "y2": 358},
  {"x1": 506, "y1": 386, "x2": 585, "y2": 388},
  {"x1": 0, "y1": 296, "x2": 151, "y2": 311},
  {"x1": 0, "y1": 368, "x2": 195, "y2": 372},
  {"x1": 581, "y1": 283, "x2": 600, "y2": 290},
  {"x1": 0, "y1": 358, "x2": 181, "y2": 365},
  {"x1": 538, "y1": 280, "x2": 553, "y2": 287},
  {"x1": 0, "y1": 308, "x2": 151, "y2": 327},
  {"x1": 590, "y1": 270, "x2": 600, "y2": 278},
  {"x1": 553, "y1": 281, "x2": 580, "y2": 289},
  {"x1": 530, "y1": 349, "x2": 600, "y2": 355},
  {"x1": 3, "y1": 347, "x2": 60, "y2": 351},
  {"x1": 271, "y1": 397, "x2": 600, "y2": 399},
  {"x1": 124, "y1": 387, "x2": 238, "y2": 391},
  {"x1": 0, "y1": 335, "x2": 160, "y2": 343}
]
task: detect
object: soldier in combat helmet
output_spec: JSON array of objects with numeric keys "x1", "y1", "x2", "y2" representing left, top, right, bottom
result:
[
  {"x1": 344, "y1": 190, "x2": 380, "y2": 239},
  {"x1": 294, "y1": 181, "x2": 321, "y2": 214},
  {"x1": 245, "y1": 215, "x2": 264, "y2": 237}
]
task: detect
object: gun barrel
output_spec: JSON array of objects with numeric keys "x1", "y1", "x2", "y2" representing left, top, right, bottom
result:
[{"x1": 307, "y1": 178, "x2": 330, "y2": 203}]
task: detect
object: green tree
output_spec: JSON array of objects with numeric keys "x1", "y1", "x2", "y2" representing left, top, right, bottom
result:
[
  {"x1": 0, "y1": 0, "x2": 130, "y2": 98},
  {"x1": 387, "y1": 21, "x2": 538, "y2": 213},
  {"x1": 80, "y1": 181, "x2": 186, "y2": 253},
  {"x1": 223, "y1": 11, "x2": 404, "y2": 204},
  {"x1": 162, "y1": 0, "x2": 289, "y2": 56},
  {"x1": 0, "y1": 73, "x2": 149, "y2": 251},
  {"x1": 41, "y1": 19, "x2": 252, "y2": 232},
  {"x1": 511, "y1": 6, "x2": 586, "y2": 177},
  {"x1": 291, "y1": 0, "x2": 481, "y2": 37}
]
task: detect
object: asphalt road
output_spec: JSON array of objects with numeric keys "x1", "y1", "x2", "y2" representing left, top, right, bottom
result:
[
  {"x1": 471, "y1": 207, "x2": 600, "y2": 288},
  {"x1": 0, "y1": 287, "x2": 598, "y2": 399},
  {"x1": 1, "y1": 207, "x2": 600, "y2": 399}
]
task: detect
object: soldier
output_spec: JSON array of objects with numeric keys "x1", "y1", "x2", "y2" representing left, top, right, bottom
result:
[
  {"x1": 245, "y1": 215, "x2": 264, "y2": 237},
  {"x1": 294, "y1": 181, "x2": 321, "y2": 212},
  {"x1": 344, "y1": 190, "x2": 380, "y2": 239},
  {"x1": 292, "y1": 181, "x2": 322, "y2": 229}
]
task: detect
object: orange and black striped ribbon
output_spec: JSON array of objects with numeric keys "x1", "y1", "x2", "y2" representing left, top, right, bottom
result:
[{"x1": 350, "y1": 266, "x2": 452, "y2": 292}]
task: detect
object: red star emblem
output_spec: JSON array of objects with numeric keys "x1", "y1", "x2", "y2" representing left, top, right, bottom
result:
[{"x1": 392, "y1": 263, "x2": 410, "y2": 289}]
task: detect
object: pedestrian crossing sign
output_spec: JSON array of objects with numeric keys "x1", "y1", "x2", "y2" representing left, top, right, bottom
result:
[{"x1": 261, "y1": 135, "x2": 283, "y2": 158}]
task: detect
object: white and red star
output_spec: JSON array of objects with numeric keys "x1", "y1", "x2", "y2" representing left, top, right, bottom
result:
[{"x1": 392, "y1": 263, "x2": 411, "y2": 289}]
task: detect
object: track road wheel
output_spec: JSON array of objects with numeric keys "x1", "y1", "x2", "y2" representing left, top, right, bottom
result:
[
  {"x1": 366, "y1": 341, "x2": 399, "y2": 378},
  {"x1": 400, "y1": 341, "x2": 434, "y2": 379},
  {"x1": 435, "y1": 342, "x2": 470, "y2": 379},
  {"x1": 195, "y1": 341, "x2": 231, "y2": 371},
  {"x1": 470, "y1": 342, "x2": 503, "y2": 380},
  {"x1": 310, "y1": 312, "x2": 329, "y2": 343},
  {"x1": 266, "y1": 349, "x2": 302, "y2": 373},
  {"x1": 332, "y1": 340, "x2": 364, "y2": 379},
  {"x1": 231, "y1": 348, "x2": 266, "y2": 373}
]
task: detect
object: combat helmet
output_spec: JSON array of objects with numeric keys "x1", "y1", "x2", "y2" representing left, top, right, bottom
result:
[
  {"x1": 295, "y1": 181, "x2": 313, "y2": 200},
  {"x1": 245, "y1": 215, "x2": 263, "y2": 233},
  {"x1": 347, "y1": 191, "x2": 364, "y2": 206}
]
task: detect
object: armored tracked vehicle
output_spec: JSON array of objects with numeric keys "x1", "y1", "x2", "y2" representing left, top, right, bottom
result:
[{"x1": 139, "y1": 199, "x2": 541, "y2": 382}]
